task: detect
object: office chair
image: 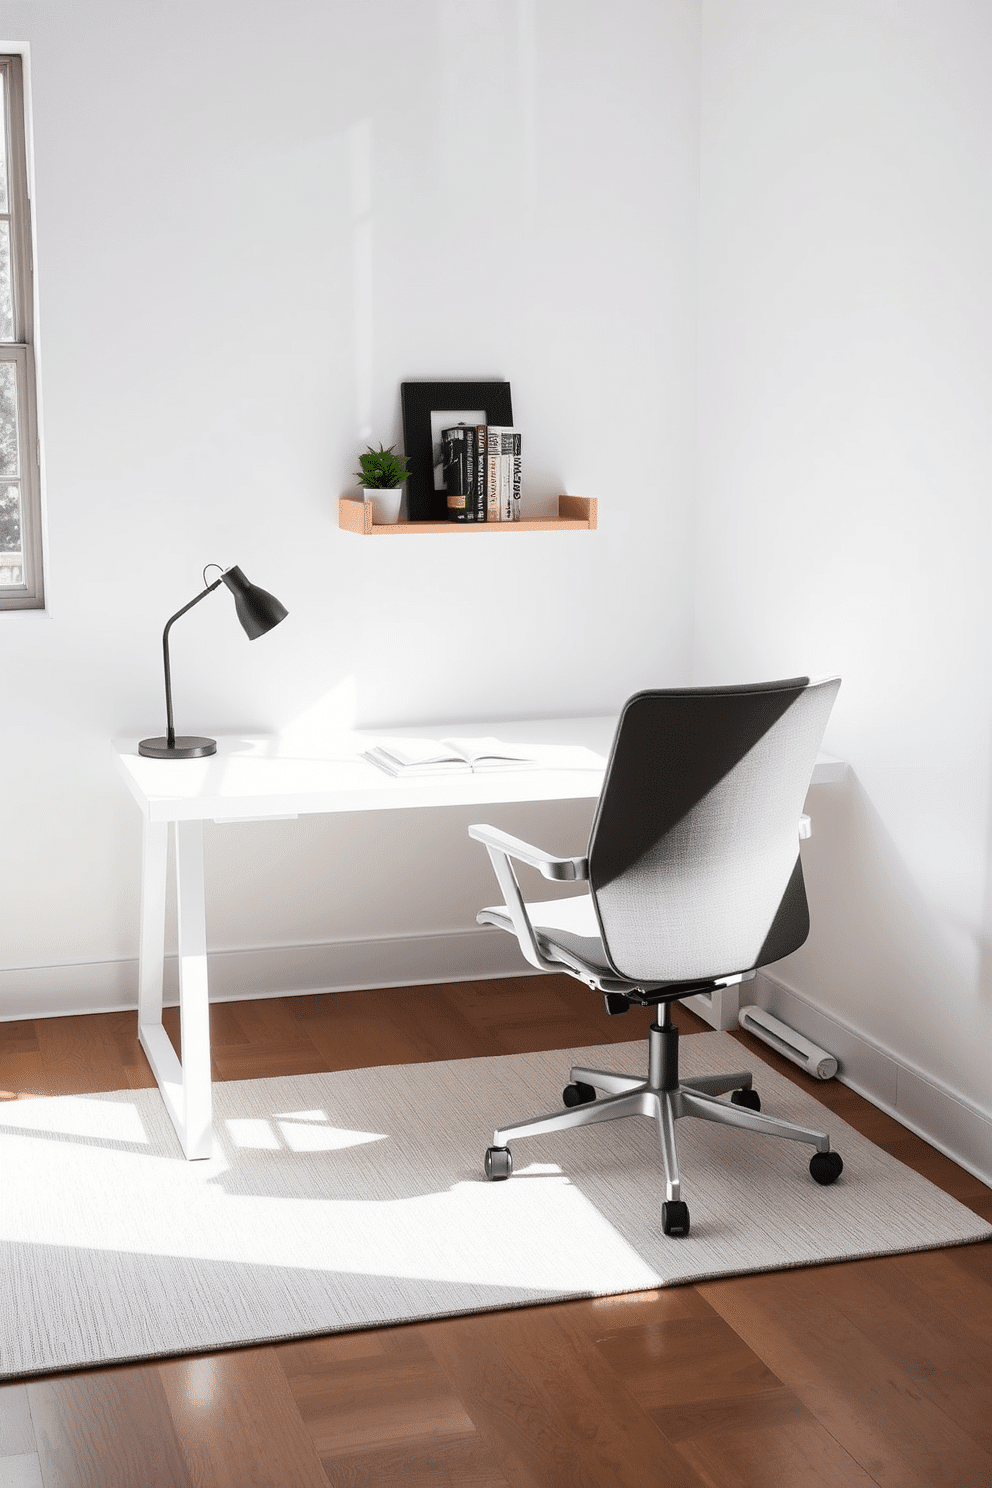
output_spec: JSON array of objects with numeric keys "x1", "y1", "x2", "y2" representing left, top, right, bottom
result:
[{"x1": 469, "y1": 676, "x2": 843, "y2": 1237}]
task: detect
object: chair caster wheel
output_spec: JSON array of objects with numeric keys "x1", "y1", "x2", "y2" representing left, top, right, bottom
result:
[
  {"x1": 731, "y1": 1087, "x2": 761, "y2": 1111},
  {"x1": 662, "y1": 1200, "x2": 690, "y2": 1237},
  {"x1": 563, "y1": 1081, "x2": 597, "y2": 1107},
  {"x1": 484, "y1": 1146, "x2": 512, "y2": 1181},
  {"x1": 810, "y1": 1150, "x2": 843, "y2": 1185}
]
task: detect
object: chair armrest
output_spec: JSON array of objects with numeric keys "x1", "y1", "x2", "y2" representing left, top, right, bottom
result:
[
  {"x1": 468, "y1": 824, "x2": 588, "y2": 881},
  {"x1": 468, "y1": 823, "x2": 585, "y2": 974}
]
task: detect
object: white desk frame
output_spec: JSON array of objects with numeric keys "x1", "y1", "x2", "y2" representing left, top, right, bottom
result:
[{"x1": 114, "y1": 722, "x2": 845, "y2": 1161}]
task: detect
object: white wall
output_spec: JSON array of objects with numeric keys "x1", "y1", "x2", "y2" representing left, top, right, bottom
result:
[
  {"x1": 695, "y1": 0, "x2": 992, "y2": 1120},
  {"x1": 0, "y1": 2, "x2": 701, "y2": 1003}
]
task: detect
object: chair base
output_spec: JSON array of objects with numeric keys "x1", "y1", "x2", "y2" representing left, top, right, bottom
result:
[{"x1": 486, "y1": 1008, "x2": 840, "y2": 1232}]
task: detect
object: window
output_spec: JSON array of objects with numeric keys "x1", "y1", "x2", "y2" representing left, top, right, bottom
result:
[{"x1": 0, "y1": 55, "x2": 42, "y2": 610}]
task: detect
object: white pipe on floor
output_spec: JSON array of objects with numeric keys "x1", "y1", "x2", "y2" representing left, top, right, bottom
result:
[{"x1": 738, "y1": 1004, "x2": 838, "y2": 1080}]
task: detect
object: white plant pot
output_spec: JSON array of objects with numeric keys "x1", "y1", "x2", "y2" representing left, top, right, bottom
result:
[{"x1": 364, "y1": 487, "x2": 403, "y2": 525}]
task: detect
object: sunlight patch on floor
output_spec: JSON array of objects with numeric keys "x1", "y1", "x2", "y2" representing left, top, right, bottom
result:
[
  {"x1": 0, "y1": 1125, "x2": 660, "y2": 1293},
  {"x1": 0, "y1": 1096, "x2": 148, "y2": 1144}
]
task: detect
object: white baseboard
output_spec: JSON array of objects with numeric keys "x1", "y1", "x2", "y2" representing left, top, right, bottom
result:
[
  {"x1": 753, "y1": 972, "x2": 992, "y2": 1191},
  {"x1": 0, "y1": 929, "x2": 538, "y2": 1023}
]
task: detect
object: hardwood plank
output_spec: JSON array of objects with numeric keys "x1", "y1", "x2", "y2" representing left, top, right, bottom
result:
[
  {"x1": 0, "y1": 1384, "x2": 35, "y2": 1455},
  {"x1": 567, "y1": 1285, "x2": 716, "y2": 1339},
  {"x1": 0, "y1": 1022, "x2": 40, "y2": 1057},
  {"x1": 443, "y1": 974, "x2": 659, "y2": 1057},
  {"x1": 297, "y1": 989, "x2": 444, "y2": 1072},
  {"x1": 0, "y1": 1021, "x2": 46, "y2": 1101},
  {"x1": 100, "y1": 1011, "x2": 158, "y2": 1092},
  {"x1": 699, "y1": 1266, "x2": 992, "y2": 1487},
  {"x1": 160, "y1": 1005, "x2": 181, "y2": 1062},
  {"x1": 32, "y1": 1016, "x2": 141, "y2": 1099},
  {"x1": 210, "y1": 1039, "x2": 330, "y2": 1083},
  {"x1": 12, "y1": 1007, "x2": 153, "y2": 1098},
  {"x1": 589, "y1": 1300, "x2": 875, "y2": 1487},
  {"x1": 356, "y1": 984, "x2": 494, "y2": 1065},
  {"x1": 0, "y1": 1052, "x2": 47, "y2": 1101},
  {"x1": 674, "y1": 1411, "x2": 877, "y2": 1488},
  {"x1": 948, "y1": 1233, "x2": 992, "y2": 1289},
  {"x1": 423, "y1": 1303, "x2": 708, "y2": 1488},
  {"x1": 800, "y1": 1251, "x2": 992, "y2": 1451},
  {"x1": 159, "y1": 1347, "x2": 330, "y2": 1488},
  {"x1": 315, "y1": 1435, "x2": 510, "y2": 1488},
  {"x1": 898, "y1": 1244, "x2": 992, "y2": 1341},
  {"x1": 278, "y1": 1328, "x2": 506, "y2": 1487},
  {"x1": 209, "y1": 995, "x2": 311, "y2": 1053},
  {"x1": 28, "y1": 1363, "x2": 191, "y2": 1488},
  {"x1": 280, "y1": 1327, "x2": 482, "y2": 1450},
  {"x1": 594, "y1": 1312, "x2": 785, "y2": 1411}
]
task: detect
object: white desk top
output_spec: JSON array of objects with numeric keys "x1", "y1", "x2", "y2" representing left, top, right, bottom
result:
[
  {"x1": 113, "y1": 715, "x2": 847, "y2": 824},
  {"x1": 112, "y1": 716, "x2": 618, "y2": 823}
]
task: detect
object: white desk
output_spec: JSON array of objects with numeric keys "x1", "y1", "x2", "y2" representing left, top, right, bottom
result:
[
  {"x1": 113, "y1": 719, "x2": 846, "y2": 1160},
  {"x1": 112, "y1": 717, "x2": 614, "y2": 1159}
]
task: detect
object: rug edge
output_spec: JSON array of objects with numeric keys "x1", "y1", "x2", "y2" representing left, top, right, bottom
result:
[{"x1": 3, "y1": 1227, "x2": 989, "y2": 1383}]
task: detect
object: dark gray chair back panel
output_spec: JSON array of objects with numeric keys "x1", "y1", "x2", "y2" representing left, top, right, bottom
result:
[{"x1": 587, "y1": 677, "x2": 840, "y2": 984}]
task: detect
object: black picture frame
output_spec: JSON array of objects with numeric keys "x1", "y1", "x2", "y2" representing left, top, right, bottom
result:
[{"x1": 401, "y1": 380, "x2": 513, "y2": 521}]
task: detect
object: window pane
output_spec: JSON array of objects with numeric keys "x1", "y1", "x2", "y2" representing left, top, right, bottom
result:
[
  {"x1": 0, "y1": 481, "x2": 22, "y2": 585},
  {"x1": 0, "y1": 57, "x2": 41, "y2": 609},
  {"x1": 0, "y1": 72, "x2": 7, "y2": 213},
  {"x1": 0, "y1": 224, "x2": 12, "y2": 341},
  {"x1": 0, "y1": 360, "x2": 18, "y2": 474}
]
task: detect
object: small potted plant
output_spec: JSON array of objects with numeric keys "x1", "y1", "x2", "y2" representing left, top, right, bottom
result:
[{"x1": 355, "y1": 443, "x2": 412, "y2": 525}]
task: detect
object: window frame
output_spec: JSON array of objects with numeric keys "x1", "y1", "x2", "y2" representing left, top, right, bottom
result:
[{"x1": 0, "y1": 53, "x2": 43, "y2": 612}]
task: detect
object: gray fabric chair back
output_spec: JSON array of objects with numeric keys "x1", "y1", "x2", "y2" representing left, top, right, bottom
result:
[{"x1": 587, "y1": 677, "x2": 840, "y2": 984}]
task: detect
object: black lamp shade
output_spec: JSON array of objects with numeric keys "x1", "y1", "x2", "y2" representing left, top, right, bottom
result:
[{"x1": 221, "y1": 565, "x2": 289, "y2": 639}]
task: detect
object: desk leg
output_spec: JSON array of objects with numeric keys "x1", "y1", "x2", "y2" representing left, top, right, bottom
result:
[
  {"x1": 137, "y1": 817, "x2": 168, "y2": 1026},
  {"x1": 137, "y1": 818, "x2": 215, "y2": 1161},
  {"x1": 174, "y1": 819, "x2": 214, "y2": 1158}
]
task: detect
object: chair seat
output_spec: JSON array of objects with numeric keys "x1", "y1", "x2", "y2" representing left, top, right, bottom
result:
[
  {"x1": 479, "y1": 895, "x2": 663, "y2": 992},
  {"x1": 478, "y1": 895, "x2": 750, "y2": 1001}
]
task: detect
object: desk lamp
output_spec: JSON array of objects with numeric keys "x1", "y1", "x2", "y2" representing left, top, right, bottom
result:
[{"x1": 138, "y1": 564, "x2": 288, "y2": 759}]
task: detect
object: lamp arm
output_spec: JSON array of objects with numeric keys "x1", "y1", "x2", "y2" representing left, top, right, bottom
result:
[{"x1": 161, "y1": 578, "x2": 223, "y2": 748}]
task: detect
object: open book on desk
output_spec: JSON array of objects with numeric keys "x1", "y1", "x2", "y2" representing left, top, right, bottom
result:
[{"x1": 362, "y1": 736, "x2": 606, "y2": 777}]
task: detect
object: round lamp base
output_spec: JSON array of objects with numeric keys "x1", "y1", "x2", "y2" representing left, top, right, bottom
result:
[{"x1": 138, "y1": 736, "x2": 217, "y2": 759}]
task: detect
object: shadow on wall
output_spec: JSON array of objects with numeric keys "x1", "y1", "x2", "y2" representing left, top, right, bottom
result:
[{"x1": 773, "y1": 771, "x2": 972, "y2": 1060}]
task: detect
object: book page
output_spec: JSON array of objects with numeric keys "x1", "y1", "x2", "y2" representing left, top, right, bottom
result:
[
  {"x1": 441, "y1": 736, "x2": 536, "y2": 766},
  {"x1": 371, "y1": 738, "x2": 468, "y2": 767},
  {"x1": 363, "y1": 737, "x2": 607, "y2": 776}
]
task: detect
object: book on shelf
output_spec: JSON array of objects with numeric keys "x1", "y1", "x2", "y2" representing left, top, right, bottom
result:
[
  {"x1": 485, "y1": 426, "x2": 522, "y2": 521},
  {"x1": 509, "y1": 430, "x2": 522, "y2": 520},
  {"x1": 485, "y1": 434, "x2": 499, "y2": 522},
  {"x1": 362, "y1": 736, "x2": 605, "y2": 777},
  {"x1": 440, "y1": 424, "x2": 478, "y2": 522},
  {"x1": 472, "y1": 423, "x2": 487, "y2": 521}
]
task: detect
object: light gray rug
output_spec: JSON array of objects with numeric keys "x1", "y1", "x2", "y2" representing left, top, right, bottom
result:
[{"x1": 2, "y1": 1032, "x2": 989, "y2": 1379}]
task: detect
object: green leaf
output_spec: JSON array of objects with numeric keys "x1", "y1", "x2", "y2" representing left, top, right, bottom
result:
[{"x1": 355, "y1": 443, "x2": 412, "y2": 489}]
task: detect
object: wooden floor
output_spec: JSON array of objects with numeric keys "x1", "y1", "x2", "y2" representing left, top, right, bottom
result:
[{"x1": 1, "y1": 976, "x2": 990, "y2": 1488}]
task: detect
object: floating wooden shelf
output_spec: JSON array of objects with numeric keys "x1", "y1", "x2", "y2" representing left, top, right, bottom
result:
[{"x1": 339, "y1": 494, "x2": 597, "y2": 535}]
